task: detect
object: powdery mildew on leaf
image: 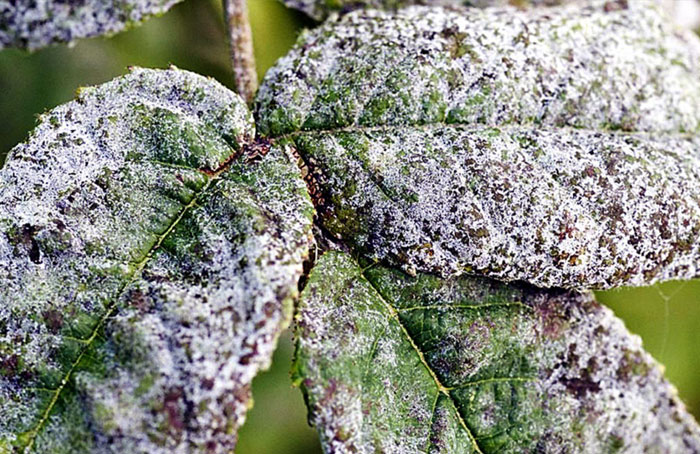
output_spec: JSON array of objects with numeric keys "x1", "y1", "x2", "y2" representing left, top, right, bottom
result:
[
  {"x1": 258, "y1": 1, "x2": 700, "y2": 136},
  {"x1": 282, "y1": 0, "x2": 572, "y2": 21},
  {"x1": 294, "y1": 126, "x2": 700, "y2": 289},
  {"x1": 295, "y1": 252, "x2": 700, "y2": 453},
  {"x1": 256, "y1": 1, "x2": 700, "y2": 289},
  {"x1": 0, "y1": 0, "x2": 182, "y2": 51},
  {"x1": 0, "y1": 67, "x2": 314, "y2": 453}
]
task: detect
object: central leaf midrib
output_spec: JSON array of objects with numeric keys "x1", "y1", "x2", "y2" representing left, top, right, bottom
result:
[
  {"x1": 360, "y1": 270, "x2": 485, "y2": 454},
  {"x1": 20, "y1": 159, "x2": 232, "y2": 453}
]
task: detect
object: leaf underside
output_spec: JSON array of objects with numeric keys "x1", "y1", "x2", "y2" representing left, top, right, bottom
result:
[
  {"x1": 0, "y1": 0, "x2": 184, "y2": 51},
  {"x1": 0, "y1": 68, "x2": 314, "y2": 453},
  {"x1": 256, "y1": 0, "x2": 700, "y2": 290},
  {"x1": 294, "y1": 252, "x2": 700, "y2": 453}
]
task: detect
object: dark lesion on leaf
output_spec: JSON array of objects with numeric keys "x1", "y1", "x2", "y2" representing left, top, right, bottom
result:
[
  {"x1": 42, "y1": 310, "x2": 64, "y2": 334},
  {"x1": 6, "y1": 224, "x2": 43, "y2": 264},
  {"x1": 560, "y1": 375, "x2": 602, "y2": 399},
  {"x1": 241, "y1": 137, "x2": 272, "y2": 164},
  {"x1": 289, "y1": 144, "x2": 329, "y2": 215}
]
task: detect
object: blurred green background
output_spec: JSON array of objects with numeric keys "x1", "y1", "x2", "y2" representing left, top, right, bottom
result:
[{"x1": 0, "y1": 1, "x2": 698, "y2": 452}]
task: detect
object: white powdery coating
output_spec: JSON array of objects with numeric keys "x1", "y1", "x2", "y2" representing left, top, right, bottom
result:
[
  {"x1": 69, "y1": 147, "x2": 314, "y2": 454},
  {"x1": 666, "y1": 0, "x2": 700, "y2": 30},
  {"x1": 299, "y1": 125, "x2": 700, "y2": 289},
  {"x1": 294, "y1": 254, "x2": 437, "y2": 453},
  {"x1": 295, "y1": 252, "x2": 700, "y2": 454},
  {"x1": 0, "y1": 67, "x2": 314, "y2": 453},
  {"x1": 282, "y1": 0, "x2": 579, "y2": 21},
  {"x1": 0, "y1": 0, "x2": 183, "y2": 50},
  {"x1": 0, "y1": 65, "x2": 249, "y2": 386},
  {"x1": 529, "y1": 295, "x2": 700, "y2": 453},
  {"x1": 257, "y1": 1, "x2": 700, "y2": 289},
  {"x1": 282, "y1": 0, "x2": 695, "y2": 24},
  {"x1": 259, "y1": 1, "x2": 700, "y2": 135}
]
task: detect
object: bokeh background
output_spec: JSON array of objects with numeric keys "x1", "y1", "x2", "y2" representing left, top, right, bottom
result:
[{"x1": 0, "y1": 1, "x2": 699, "y2": 452}]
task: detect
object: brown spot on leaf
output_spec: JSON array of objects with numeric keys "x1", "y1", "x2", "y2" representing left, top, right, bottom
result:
[
  {"x1": 127, "y1": 289, "x2": 150, "y2": 313},
  {"x1": 561, "y1": 376, "x2": 601, "y2": 398},
  {"x1": 0, "y1": 354, "x2": 18, "y2": 376},
  {"x1": 604, "y1": 0, "x2": 628, "y2": 13},
  {"x1": 163, "y1": 387, "x2": 186, "y2": 435},
  {"x1": 42, "y1": 309, "x2": 64, "y2": 333}
]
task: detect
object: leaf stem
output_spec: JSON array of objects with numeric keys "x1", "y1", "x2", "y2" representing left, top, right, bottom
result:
[{"x1": 223, "y1": 0, "x2": 257, "y2": 105}]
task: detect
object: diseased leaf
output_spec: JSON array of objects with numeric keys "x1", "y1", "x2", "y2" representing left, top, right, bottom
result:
[
  {"x1": 294, "y1": 251, "x2": 700, "y2": 453},
  {"x1": 0, "y1": 0, "x2": 183, "y2": 51},
  {"x1": 282, "y1": 0, "x2": 572, "y2": 21},
  {"x1": 0, "y1": 67, "x2": 314, "y2": 453},
  {"x1": 256, "y1": 1, "x2": 700, "y2": 289}
]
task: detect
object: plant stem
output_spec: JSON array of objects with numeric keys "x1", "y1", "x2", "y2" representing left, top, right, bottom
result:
[{"x1": 223, "y1": 0, "x2": 257, "y2": 105}]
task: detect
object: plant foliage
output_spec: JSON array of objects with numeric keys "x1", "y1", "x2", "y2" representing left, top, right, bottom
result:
[{"x1": 0, "y1": 1, "x2": 699, "y2": 453}]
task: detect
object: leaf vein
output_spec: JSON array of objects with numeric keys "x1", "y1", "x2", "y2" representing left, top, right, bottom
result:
[
  {"x1": 446, "y1": 376, "x2": 534, "y2": 391},
  {"x1": 20, "y1": 160, "x2": 230, "y2": 452},
  {"x1": 361, "y1": 270, "x2": 485, "y2": 454}
]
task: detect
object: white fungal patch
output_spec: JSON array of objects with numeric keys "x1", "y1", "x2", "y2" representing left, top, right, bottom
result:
[
  {"x1": 259, "y1": 1, "x2": 700, "y2": 136},
  {"x1": 0, "y1": 0, "x2": 183, "y2": 50},
  {"x1": 0, "y1": 67, "x2": 314, "y2": 453},
  {"x1": 257, "y1": 1, "x2": 700, "y2": 289},
  {"x1": 296, "y1": 125, "x2": 700, "y2": 289},
  {"x1": 282, "y1": 0, "x2": 579, "y2": 21}
]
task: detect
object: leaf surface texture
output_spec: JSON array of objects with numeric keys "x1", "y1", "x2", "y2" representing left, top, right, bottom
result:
[
  {"x1": 0, "y1": 0, "x2": 183, "y2": 50},
  {"x1": 282, "y1": 0, "x2": 575, "y2": 21},
  {"x1": 0, "y1": 67, "x2": 314, "y2": 453},
  {"x1": 294, "y1": 252, "x2": 700, "y2": 453},
  {"x1": 257, "y1": 1, "x2": 700, "y2": 289}
]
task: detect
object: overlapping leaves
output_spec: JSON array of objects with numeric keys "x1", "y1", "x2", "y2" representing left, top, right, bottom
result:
[
  {"x1": 0, "y1": 0, "x2": 700, "y2": 452},
  {"x1": 261, "y1": 1, "x2": 700, "y2": 452},
  {"x1": 257, "y1": 0, "x2": 700, "y2": 289}
]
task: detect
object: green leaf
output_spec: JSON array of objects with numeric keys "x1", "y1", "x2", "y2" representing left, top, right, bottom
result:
[
  {"x1": 294, "y1": 251, "x2": 700, "y2": 453},
  {"x1": 0, "y1": 0, "x2": 184, "y2": 51},
  {"x1": 0, "y1": 67, "x2": 314, "y2": 453},
  {"x1": 281, "y1": 0, "x2": 574, "y2": 21},
  {"x1": 256, "y1": 1, "x2": 700, "y2": 289}
]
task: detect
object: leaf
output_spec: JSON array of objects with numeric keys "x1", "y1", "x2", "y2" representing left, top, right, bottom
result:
[
  {"x1": 256, "y1": 1, "x2": 700, "y2": 289},
  {"x1": 0, "y1": 0, "x2": 183, "y2": 50},
  {"x1": 0, "y1": 67, "x2": 314, "y2": 453},
  {"x1": 281, "y1": 0, "x2": 574, "y2": 21},
  {"x1": 294, "y1": 251, "x2": 700, "y2": 453}
]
